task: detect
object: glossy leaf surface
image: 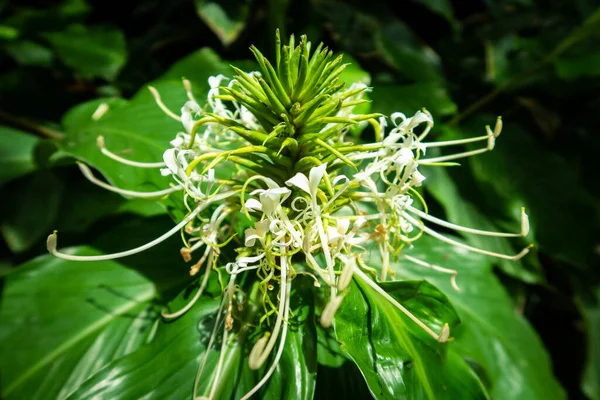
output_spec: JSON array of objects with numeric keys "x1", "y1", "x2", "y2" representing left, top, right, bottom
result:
[
  {"x1": 335, "y1": 275, "x2": 488, "y2": 400},
  {"x1": 0, "y1": 247, "x2": 158, "y2": 400}
]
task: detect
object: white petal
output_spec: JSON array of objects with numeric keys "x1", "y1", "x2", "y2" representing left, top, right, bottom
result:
[
  {"x1": 162, "y1": 149, "x2": 178, "y2": 174},
  {"x1": 245, "y1": 198, "x2": 263, "y2": 212},
  {"x1": 337, "y1": 218, "x2": 350, "y2": 235},
  {"x1": 255, "y1": 220, "x2": 270, "y2": 236},
  {"x1": 411, "y1": 170, "x2": 426, "y2": 187},
  {"x1": 244, "y1": 229, "x2": 260, "y2": 247},
  {"x1": 327, "y1": 226, "x2": 343, "y2": 244},
  {"x1": 285, "y1": 173, "x2": 311, "y2": 195},
  {"x1": 309, "y1": 163, "x2": 328, "y2": 197}
]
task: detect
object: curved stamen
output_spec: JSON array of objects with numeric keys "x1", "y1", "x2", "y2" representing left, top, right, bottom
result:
[
  {"x1": 402, "y1": 212, "x2": 532, "y2": 261},
  {"x1": 402, "y1": 254, "x2": 460, "y2": 291},
  {"x1": 97, "y1": 136, "x2": 165, "y2": 168},
  {"x1": 247, "y1": 253, "x2": 288, "y2": 370},
  {"x1": 148, "y1": 86, "x2": 182, "y2": 121},
  {"x1": 407, "y1": 206, "x2": 529, "y2": 237},
  {"x1": 47, "y1": 203, "x2": 206, "y2": 261},
  {"x1": 241, "y1": 280, "x2": 291, "y2": 400},
  {"x1": 182, "y1": 78, "x2": 198, "y2": 103},
  {"x1": 77, "y1": 162, "x2": 182, "y2": 198}
]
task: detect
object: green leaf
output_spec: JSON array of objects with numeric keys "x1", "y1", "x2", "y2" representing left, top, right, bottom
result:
[
  {"x1": 1, "y1": 169, "x2": 64, "y2": 253},
  {"x1": 195, "y1": 0, "x2": 250, "y2": 46},
  {"x1": 44, "y1": 24, "x2": 126, "y2": 81},
  {"x1": 371, "y1": 82, "x2": 457, "y2": 118},
  {"x1": 394, "y1": 235, "x2": 566, "y2": 400},
  {"x1": 0, "y1": 126, "x2": 40, "y2": 185},
  {"x1": 335, "y1": 276, "x2": 488, "y2": 399},
  {"x1": 0, "y1": 247, "x2": 158, "y2": 399},
  {"x1": 376, "y1": 22, "x2": 444, "y2": 83},
  {"x1": 316, "y1": 324, "x2": 347, "y2": 367},
  {"x1": 423, "y1": 164, "x2": 541, "y2": 282},
  {"x1": 59, "y1": 48, "x2": 230, "y2": 191},
  {"x1": 66, "y1": 279, "x2": 316, "y2": 399},
  {"x1": 3, "y1": 40, "x2": 54, "y2": 67}
]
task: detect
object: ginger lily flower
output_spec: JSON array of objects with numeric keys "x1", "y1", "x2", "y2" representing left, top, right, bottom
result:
[{"x1": 47, "y1": 31, "x2": 533, "y2": 400}]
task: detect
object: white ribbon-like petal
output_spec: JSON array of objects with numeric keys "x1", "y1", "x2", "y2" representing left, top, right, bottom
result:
[
  {"x1": 245, "y1": 198, "x2": 263, "y2": 212},
  {"x1": 308, "y1": 163, "x2": 328, "y2": 198},
  {"x1": 286, "y1": 173, "x2": 311, "y2": 195}
]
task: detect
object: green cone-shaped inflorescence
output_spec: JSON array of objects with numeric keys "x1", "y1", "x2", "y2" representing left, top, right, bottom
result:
[
  {"x1": 186, "y1": 30, "x2": 380, "y2": 175},
  {"x1": 48, "y1": 31, "x2": 532, "y2": 399}
]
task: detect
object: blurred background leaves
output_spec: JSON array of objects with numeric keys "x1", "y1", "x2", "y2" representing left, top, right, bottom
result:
[{"x1": 0, "y1": 0, "x2": 599, "y2": 398}]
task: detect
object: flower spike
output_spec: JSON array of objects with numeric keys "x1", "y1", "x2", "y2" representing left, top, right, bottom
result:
[{"x1": 48, "y1": 32, "x2": 535, "y2": 400}]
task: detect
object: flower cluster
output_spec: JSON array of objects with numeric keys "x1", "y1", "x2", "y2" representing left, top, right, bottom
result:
[{"x1": 47, "y1": 32, "x2": 531, "y2": 399}]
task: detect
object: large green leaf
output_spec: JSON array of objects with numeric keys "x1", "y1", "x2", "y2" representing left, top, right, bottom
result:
[
  {"x1": 59, "y1": 48, "x2": 230, "y2": 192},
  {"x1": 0, "y1": 247, "x2": 158, "y2": 400},
  {"x1": 335, "y1": 275, "x2": 488, "y2": 399},
  {"x1": 0, "y1": 126, "x2": 40, "y2": 185},
  {"x1": 394, "y1": 235, "x2": 566, "y2": 400},
  {"x1": 43, "y1": 24, "x2": 126, "y2": 81},
  {"x1": 66, "y1": 278, "x2": 317, "y2": 399}
]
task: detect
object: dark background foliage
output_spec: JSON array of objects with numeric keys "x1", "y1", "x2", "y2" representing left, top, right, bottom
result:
[{"x1": 1, "y1": 0, "x2": 599, "y2": 398}]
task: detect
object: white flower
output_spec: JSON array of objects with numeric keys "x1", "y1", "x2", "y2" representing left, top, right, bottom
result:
[
  {"x1": 245, "y1": 220, "x2": 270, "y2": 247},
  {"x1": 286, "y1": 163, "x2": 328, "y2": 209},
  {"x1": 246, "y1": 187, "x2": 291, "y2": 216}
]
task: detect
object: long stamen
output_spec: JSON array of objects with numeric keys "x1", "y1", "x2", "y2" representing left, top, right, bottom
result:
[
  {"x1": 353, "y1": 266, "x2": 449, "y2": 342},
  {"x1": 77, "y1": 162, "x2": 182, "y2": 198},
  {"x1": 241, "y1": 281, "x2": 291, "y2": 400},
  {"x1": 407, "y1": 206, "x2": 529, "y2": 237},
  {"x1": 208, "y1": 277, "x2": 237, "y2": 400},
  {"x1": 97, "y1": 136, "x2": 165, "y2": 168},
  {"x1": 421, "y1": 134, "x2": 491, "y2": 148},
  {"x1": 248, "y1": 253, "x2": 288, "y2": 370},
  {"x1": 419, "y1": 147, "x2": 490, "y2": 164},
  {"x1": 182, "y1": 78, "x2": 198, "y2": 103},
  {"x1": 47, "y1": 204, "x2": 206, "y2": 261},
  {"x1": 402, "y1": 212, "x2": 533, "y2": 261},
  {"x1": 148, "y1": 86, "x2": 182, "y2": 121},
  {"x1": 419, "y1": 117, "x2": 502, "y2": 163},
  {"x1": 402, "y1": 254, "x2": 460, "y2": 291}
]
